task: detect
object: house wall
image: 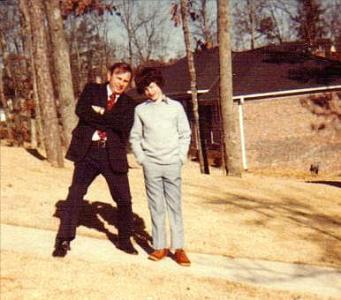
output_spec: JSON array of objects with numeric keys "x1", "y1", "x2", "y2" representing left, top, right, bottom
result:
[{"x1": 240, "y1": 92, "x2": 341, "y2": 174}]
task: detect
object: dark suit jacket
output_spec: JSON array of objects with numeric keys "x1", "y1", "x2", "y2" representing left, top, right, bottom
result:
[{"x1": 66, "y1": 82, "x2": 136, "y2": 173}]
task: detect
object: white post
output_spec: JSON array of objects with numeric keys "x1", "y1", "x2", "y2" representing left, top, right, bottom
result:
[{"x1": 238, "y1": 97, "x2": 248, "y2": 170}]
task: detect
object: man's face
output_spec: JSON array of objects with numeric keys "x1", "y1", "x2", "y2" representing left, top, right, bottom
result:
[
  {"x1": 107, "y1": 69, "x2": 132, "y2": 95},
  {"x1": 144, "y1": 82, "x2": 163, "y2": 101}
]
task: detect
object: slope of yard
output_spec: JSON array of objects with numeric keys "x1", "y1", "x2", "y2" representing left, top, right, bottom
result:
[{"x1": 1, "y1": 144, "x2": 341, "y2": 299}]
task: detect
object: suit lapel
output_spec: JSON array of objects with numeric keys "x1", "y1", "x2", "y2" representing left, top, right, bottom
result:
[
  {"x1": 114, "y1": 93, "x2": 127, "y2": 111},
  {"x1": 98, "y1": 84, "x2": 108, "y2": 108}
]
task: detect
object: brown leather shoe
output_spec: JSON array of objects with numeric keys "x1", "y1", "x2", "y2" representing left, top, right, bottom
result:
[
  {"x1": 174, "y1": 249, "x2": 191, "y2": 266},
  {"x1": 148, "y1": 249, "x2": 169, "y2": 261}
]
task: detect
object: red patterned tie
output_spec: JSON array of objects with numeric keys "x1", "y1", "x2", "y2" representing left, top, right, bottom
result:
[
  {"x1": 98, "y1": 93, "x2": 118, "y2": 141},
  {"x1": 107, "y1": 93, "x2": 117, "y2": 110}
]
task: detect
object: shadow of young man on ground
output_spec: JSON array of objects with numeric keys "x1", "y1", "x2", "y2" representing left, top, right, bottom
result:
[{"x1": 53, "y1": 200, "x2": 153, "y2": 254}]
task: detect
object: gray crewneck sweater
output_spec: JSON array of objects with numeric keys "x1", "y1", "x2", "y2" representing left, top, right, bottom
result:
[{"x1": 129, "y1": 97, "x2": 191, "y2": 165}]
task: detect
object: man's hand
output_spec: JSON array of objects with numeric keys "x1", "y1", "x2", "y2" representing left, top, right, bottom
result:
[{"x1": 91, "y1": 105, "x2": 105, "y2": 115}]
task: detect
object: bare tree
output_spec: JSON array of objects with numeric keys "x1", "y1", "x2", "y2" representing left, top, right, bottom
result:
[
  {"x1": 63, "y1": 12, "x2": 117, "y2": 93},
  {"x1": 293, "y1": 0, "x2": 326, "y2": 50},
  {"x1": 319, "y1": 0, "x2": 341, "y2": 44},
  {"x1": 270, "y1": 0, "x2": 328, "y2": 49},
  {"x1": 0, "y1": 25, "x2": 16, "y2": 143},
  {"x1": 28, "y1": 0, "x2": 64, "y2": 167},
  {"x1": 257, "y1": 0, "x2": 284, "y2": 44},
  {"x1": 19, "y1": 0, "x2": 44, "y2": 149},
  {"x1": 246, "y1": 0, "x2": 258, "y2": 49},
  {"x1": 64, "y1": 16, "x2": 86, "y2": 94},
  {"x1": 0, "y1": 2, "x2": 23, "y2": 94},
  {"x1": 117, "y1": 0, "x2": 134, "y2": 65},
  {"x1": 86, "y1": 11, "x2": 116, "y2": 76},
  {"x1": 117, "y1": 0, "x2": 171, "y2": 66},
  {"x1": 180, "y1": 0, "x2": 208, "y2": 174},
  {"x1": 191, "y1": 0, "x2": 217, "y2": 48},
  {"x1": 0, "y1": 65, "x2": 15, "y2": 143},
  {"x1": 218, "y1": 0, "x2": 241, "y2": 176},
  {"x1": 45, "y1": 0, "x2": 77, "y2": 148},
  {"x1": 231, "y1": 0, "x2": 302, "y2": 50},
  {"x1": 0, "y1": 1, "x2": 24, "y2": 146},
  {"x1": 232, "y1": 0, "x2": 268, "y2": 49}
]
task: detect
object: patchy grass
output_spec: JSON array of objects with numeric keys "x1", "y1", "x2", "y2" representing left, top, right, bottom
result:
[{"x1": 1, "y1": 145, "x2": 340, "y2": 299}]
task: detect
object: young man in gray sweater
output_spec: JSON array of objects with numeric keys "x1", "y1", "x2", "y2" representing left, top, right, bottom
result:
[{"x1": 129, "y1": 67, "x2": 191, "y2": 266}]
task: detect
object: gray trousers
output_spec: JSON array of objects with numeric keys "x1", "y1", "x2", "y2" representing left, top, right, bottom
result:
[{"x1": 143, "y1": 161, "x2": 184, "y2": 250}]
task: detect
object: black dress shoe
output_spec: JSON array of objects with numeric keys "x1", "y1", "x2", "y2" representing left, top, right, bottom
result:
[
  {"x1": 117, "y1": 239, "x2": 138, "y2": 255},
  {"x1": 52, "y1": 240, "x2": 71, "y2": 257}
]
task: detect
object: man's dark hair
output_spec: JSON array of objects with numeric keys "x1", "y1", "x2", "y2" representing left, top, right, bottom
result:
[
  {"x1": 135, "y1": 67, "x2": 165, "y2": 94},
  {"x1": 108, "y1": 62, "x2": 132, "y2": 76}
]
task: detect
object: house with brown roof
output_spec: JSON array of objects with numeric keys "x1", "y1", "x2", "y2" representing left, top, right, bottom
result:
[{"x1": 131, "y1": 44, "x2": 341, "y2": 174}]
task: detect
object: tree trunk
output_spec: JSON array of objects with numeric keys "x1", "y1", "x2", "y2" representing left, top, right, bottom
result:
[
  {"x1": 119, "y1": 1, "x2": 135, "y2": 66},
  {"x1": 218, "y1": 0, "x2": 242, "y2": 176},
  {"x1": 28, "y1": 0, "x2": 64, "y2": 167},
  {"x1": 0, "y1": 31, "x2": 12, "y2": 79},
  {"x1": 45, "y1": 0, "x2": 77, "y2": 148},
  {"x1": 19, "y1": 0, "x2": 44, "y2": 150},
  {"x1": 72, "y1": 17, "x2": 86, "y2": 94},
  {"x1": 0, "y1": 67, "x2": 14, "y2": 143},
  {"x1": 0, "y1": 30, "x2": 15, "y2": 144},
  {"x1": 200, "y1": 0, "x2": 213, "y2": 45},
  {"x1": 246, "y1": 0, "x2": 256, "y2": 49},
  {"x1": 180, "y1": 0, "x2": 209, "y2": 174}
]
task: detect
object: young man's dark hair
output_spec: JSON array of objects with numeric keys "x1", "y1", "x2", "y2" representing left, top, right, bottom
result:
[{"x1": 135, "y1": 67, "x2": 165, "y2": 94}]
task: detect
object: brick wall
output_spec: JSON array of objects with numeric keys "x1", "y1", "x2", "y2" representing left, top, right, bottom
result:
[{"x1": 240, "y1": 92, "x2": 341, "y2": 173}]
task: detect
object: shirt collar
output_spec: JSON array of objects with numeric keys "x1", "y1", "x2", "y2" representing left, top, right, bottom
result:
[
  {"x1": 107, "y1": 84, "x2": 115, "y2": 97},
  {"x1": 146, "y1": 97, "x2": 169, "y2": 104}
]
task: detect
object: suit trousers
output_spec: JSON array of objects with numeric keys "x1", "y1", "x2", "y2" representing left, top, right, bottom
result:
[
  {"x1": 143, "y1": 161, "x2": 184, "y2": 250},
  {"x1": 57, "y1": 143, "x2": 133, "y2": 241}
]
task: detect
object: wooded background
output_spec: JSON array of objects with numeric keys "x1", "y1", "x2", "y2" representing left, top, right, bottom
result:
[{"x1": 0, "y1": 0, "x2": 340, "y2": 173}]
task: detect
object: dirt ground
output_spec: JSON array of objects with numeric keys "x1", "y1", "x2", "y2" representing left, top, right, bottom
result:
[{"x1": 1, "y1": 144, "x2": 341, "y2": 299}]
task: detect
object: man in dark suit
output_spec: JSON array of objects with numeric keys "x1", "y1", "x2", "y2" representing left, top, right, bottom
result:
[{"x1": 53, "y1": 62, "x2": 137, "y2": 257}]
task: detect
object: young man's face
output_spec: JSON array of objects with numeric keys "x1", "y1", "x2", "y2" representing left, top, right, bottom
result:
[
  {"x1": 107, "y1": 69, "x2": 132, "y2": 95},
  {"x1": 144, "y1": 82, "x2": 163, "y2": 101}
]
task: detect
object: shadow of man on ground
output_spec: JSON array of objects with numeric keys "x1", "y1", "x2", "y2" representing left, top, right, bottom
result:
[{"x1": 53, "y1": 200, "x2": 153, "y2": 254}]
